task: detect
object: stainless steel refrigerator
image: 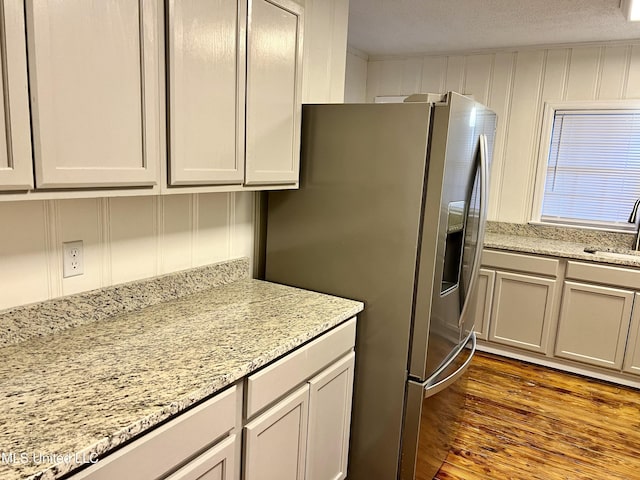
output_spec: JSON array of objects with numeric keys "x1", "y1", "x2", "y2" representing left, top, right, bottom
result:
[{"x1": 263, "y1": 92, "x2": 496, "y2": 480}]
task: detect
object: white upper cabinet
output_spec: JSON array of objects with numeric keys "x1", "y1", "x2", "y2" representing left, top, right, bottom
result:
[
  {"x1": 0, "y1": 0, "x2": 338, "y2": 198},
  {"x1": 0, "y1": 0, "x2": 33, "y2": 190},
  {"x1": 26, "y1": 0, "x2": 161, "y2": 189},
  {"x1": 167, "y1": 0, "x2": 245, "y2": 186},
  {"x1": 245, "y1": 0, "x2": 303, "y2": 186},
  {"x1": 166, "y1": 0, "x2": 303, "y2": 190}
]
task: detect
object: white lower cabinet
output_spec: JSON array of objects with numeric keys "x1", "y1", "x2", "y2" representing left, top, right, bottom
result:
[
  {"x1": 476, "y1": 250, "x2": 640, "y2": 383},
  {"x1": 471, "y1": 268, "x2": 495, "y2": 341},
  {"x1": 488, "y1": 271, "x2": 557, "y2": 354},
  {"x1": 306, "y1": 353, "x2": 355, "y2": 480},
  {"x1": 243, "y1": 352, "x2": 356, "y2": 480},
  {"x1": 244, "y1": 319, "x2": 357, "y2": 480},
  {"x1": 555, "y1": 281, "x2": 634, "y2": 370},
  {"x1": 624, "y1": 293, "x2": 640, "y2": 375},
  {"x1": 244, "y1": 385, "x2": 310, "y2": 480},
  {"x1": 475, "y1": 250, "x2": 560, "y2": 355}
]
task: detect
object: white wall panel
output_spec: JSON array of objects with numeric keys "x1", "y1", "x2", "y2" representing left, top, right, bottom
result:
[
  {"x1": 329, "y1": 0, "x2": 350, "y2": 102},
  {"x1": 366, "y1": 60, "x2": 404, "y2": 100},
  {"x1": 486, "y1": 52, "x2": 515, "y2": 220},
  {"x1": 625, "y1": 45, "x2": 640, "y2": 99},
  {"x1": 0, "y1": 201, "x2": 49, "y2": 309},
  {"x1": 303, "y1": 0, "x2": 350, "y2": 103},
  {"x1": 497, "y1": 50, "x2": 544, "y2": 222},
  {"x1": 58, "y1": 199, "x2": 102, "y2": 295},
  {"x1": 303, "y1": 0, "x2": 333, "y2": 103},
  {"x1": 599, "y1": 46, "x2": 629, "y2": 100},
  {"x1": 109, "y1": 197, "x2": 158, "y2": 284},
  {"x1": 444, "y1": 55, "x2": 465, "y2": 92},
  {"x1": 231, "y1": 192, "x2": 255, "y2": 271},
  {"x1": 565, "y1": 47, "x2": 602, "y2": 101},
  {"x1": 541, "y1": 49, "x2": 569, "y2": 102},
  {"x1": 195, "y1": 193, "x2": 231, "y2": 267},
  {"x1": 160, "y1": 195, "x2": 193, "y2": 274},
  {"x1": 344, "y1": 50, "x2": 368, "y2": 102},
  {"x1": 0, "y1": 191, "x2": 254, "y2": 310},
  {"x1": 463, "y1": 54, "x2": 493, "y2": 104},
  {"x1": 420, "y1": 56, "x2": 446, "y2": 93},
  {"x1": 400, "y1": 58, "x2": 423, "y2": 95}
]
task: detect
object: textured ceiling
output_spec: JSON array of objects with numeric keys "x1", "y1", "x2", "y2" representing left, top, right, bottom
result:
[{"x1": 348, "y1": 0, "x2": 640, "y2": 56}]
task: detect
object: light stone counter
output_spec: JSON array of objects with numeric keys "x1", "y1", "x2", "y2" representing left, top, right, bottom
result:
[
  {"x1": 0, "y1": 259, "x2": 364, "y2": 480},
  {"x1": 485, "y1": 222, "x2": 640, "y2": 268}
]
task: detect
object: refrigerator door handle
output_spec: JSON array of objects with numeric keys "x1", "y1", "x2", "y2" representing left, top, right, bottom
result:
[
  {"x1": 424, "y1": 333, "x2": 476, "y2": 400},
  {"x1": 459, "y1": 134, "x2": 489, "y2": 325}
]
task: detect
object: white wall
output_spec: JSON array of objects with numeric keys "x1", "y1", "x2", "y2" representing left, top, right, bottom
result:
[
  {"x1": 0, "y1": 193, "x2": 254, "y2": 310},
  {"x1": 360, "y1": 43, "x2": 640, "y2": 222},
  {"x1": 302, "y1": 0, "x2": 350, "y2": 103},
  {"x1": 344, "y1": 46, "x2": 368, "y2": 102}
]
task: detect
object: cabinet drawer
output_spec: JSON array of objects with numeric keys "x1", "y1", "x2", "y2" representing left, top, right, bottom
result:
[
  {"x1": 246, "y1": 318, "x2": 356, "y2": 418},
  {"x1": 482, "y1": 250, "x2": 559, "y2": 277},
  {"x1": 73, "y1": 386, "x2": 237, "y2": 480},
  {"x1": 566, "y1": 261, "x2": 640, "y2": 290}
]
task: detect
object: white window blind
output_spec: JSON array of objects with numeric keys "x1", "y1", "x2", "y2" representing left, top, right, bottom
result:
[{"x1": 541, "y1": 110, "x2": 640, "y2": 230}]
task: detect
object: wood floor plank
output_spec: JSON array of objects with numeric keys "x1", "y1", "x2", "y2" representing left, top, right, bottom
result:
[
  {"x1": 468, "y1": 364, "x2": 640, "y2": 429},
  {"x1": 430, "y1": 352, "x2": 640, "y2": 480},
  {"x1": 463, "y1": 393, "x2": 640, "y2": 467}
]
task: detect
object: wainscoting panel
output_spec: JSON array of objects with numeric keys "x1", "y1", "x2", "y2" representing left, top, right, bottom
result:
[
  {"x1": 0, "y1": 192, "x2": 255, "y2": 311},
  {"x1": 0, "y1": 201, "x2": 49, "y2": 309}
]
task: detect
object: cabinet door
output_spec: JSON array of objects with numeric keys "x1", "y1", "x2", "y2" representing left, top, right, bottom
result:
[
  {"x1": 245, "y1": 0, "x2": 303, "y2": 186},
  {"x1": 306, "y1": 352, "x2": 355, "y2": 480},
  {"x1": 488, "y1": 271, "x2": 557, "y2": 354},
  {"x1": 164, "y1": 434, "x2": 238, "y2": 480},
  {"x1": 555, "y1": 281, "x2": 634, "y2": 370},
  {"x1": 0, "y1": 0, "x2": 33, "y2": 190},
  {"x1": 244, "y1": 384, "x2": 309, "y2": 480},
  {"x1": 27, "y1": 0, "x2": 160, "y2": 188},
  {"x1": 167, "y1": 0, "x2": 245, "y2": 186},
  {"x1": 623, "y1": 293, "x2": 640, "y2": 375},
  {"x1": 471, "y1": 268, "x2": 495, "y2": 341}
]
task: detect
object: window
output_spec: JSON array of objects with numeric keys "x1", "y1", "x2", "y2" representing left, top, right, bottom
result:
[{"x1": 534, "y1": 102, "x2": 640, "y2": 231}]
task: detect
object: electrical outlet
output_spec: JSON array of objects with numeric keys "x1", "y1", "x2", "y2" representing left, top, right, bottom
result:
[{"x1": 63, "y1": 240, "x2": 84, "y2": 278}]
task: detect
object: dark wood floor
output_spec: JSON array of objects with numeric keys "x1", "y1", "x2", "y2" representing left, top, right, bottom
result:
[{"x1": 431, "y1": 352, "x2": 640, "y2": 480}]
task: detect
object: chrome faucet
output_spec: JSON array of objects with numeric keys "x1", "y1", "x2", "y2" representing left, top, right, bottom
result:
[{"x1": 628, "y1": 198, "x2": 640, "y2": 250}]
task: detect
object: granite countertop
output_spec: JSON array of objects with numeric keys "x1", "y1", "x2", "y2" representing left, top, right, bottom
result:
[
  {"x1": 0, "y1": 259, "x2": 364, "y2": 480},
  {"x1": 484, "y1": 222, "x2": 640, "y2": 268}
]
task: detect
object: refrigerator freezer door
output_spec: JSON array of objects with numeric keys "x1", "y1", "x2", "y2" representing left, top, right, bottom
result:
[
  {"x1": 400, "y1": 333, "x2": 476, "y2": 480},
  {"x1": 410, "y1": 93, "x2": 495, "y2": 381}
]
